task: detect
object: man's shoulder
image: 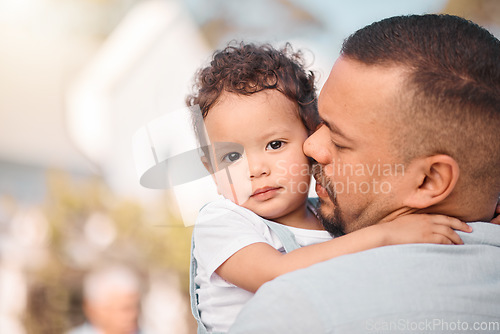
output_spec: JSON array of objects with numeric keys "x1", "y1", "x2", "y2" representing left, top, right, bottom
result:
[
  {"x1": 241, "y1": 231, "x2": 500, "y2": 324},
  {"x1": 231, "y1": 239, "x2": 500, "y2": 333},
  {"x1": 274, "y1": 225, "x2": 500, "y2": 286}
]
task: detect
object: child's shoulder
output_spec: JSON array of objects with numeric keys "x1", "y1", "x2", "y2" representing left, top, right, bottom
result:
[
  {"x1": 193, "y1": 199, "x2": 273, "y2": 243},
  {"x1": 199, "y1": 198, "x2": 241, "y2": 214},
  {"x1": 197, "y1": 198, "x2": 261, "y2": 225}
]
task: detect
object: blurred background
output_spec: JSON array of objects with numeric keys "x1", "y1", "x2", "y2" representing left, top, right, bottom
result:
[{"x1": 0, "y1": 0, "x2": 498, "y2": 333}]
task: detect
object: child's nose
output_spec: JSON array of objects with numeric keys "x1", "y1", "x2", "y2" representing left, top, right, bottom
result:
[{"x1": 248, "y1": 155, "x2": 270, "y2": 179}]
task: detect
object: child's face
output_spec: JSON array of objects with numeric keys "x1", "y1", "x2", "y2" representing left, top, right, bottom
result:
[{"x1": 203, "y1": 90, "x2": 311, "y2": 221}]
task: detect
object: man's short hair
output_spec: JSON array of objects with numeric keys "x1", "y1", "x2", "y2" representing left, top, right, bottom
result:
[{"x1": 341, "y1": 14, "x2": 500, "y2": 195}]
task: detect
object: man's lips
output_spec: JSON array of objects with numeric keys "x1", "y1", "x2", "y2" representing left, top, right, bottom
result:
[
  {"x1": 315, "y1": 182, "x2": 330, "y2": 198},
  {"x1": 313, "y1": 166, "x2": 331, "y2": 198}
]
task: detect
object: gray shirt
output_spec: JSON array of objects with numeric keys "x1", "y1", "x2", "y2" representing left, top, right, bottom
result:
[{"x1": 230, "y1": 222, "x2": 500, "y2": 333}]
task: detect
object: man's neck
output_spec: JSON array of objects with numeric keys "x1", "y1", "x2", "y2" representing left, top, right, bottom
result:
[
  {"x1": 378, "y1": 207, "x2": 419, "y2": 225},
  {"x1": 387, "y1": 200, "x2": 500, "y2": 225}
]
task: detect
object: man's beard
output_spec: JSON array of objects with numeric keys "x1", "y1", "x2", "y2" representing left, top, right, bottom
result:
[
  {"x1": 317, "y1": 197, "x2": 345, "y2": 237},
  {"x1": 312, "y1": 164, "x2": 346, "y2": 237}
]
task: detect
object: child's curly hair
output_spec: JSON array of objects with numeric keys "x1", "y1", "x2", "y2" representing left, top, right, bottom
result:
[{"x1": 186, "y1": 42, "x2": 319, "y2": 133}]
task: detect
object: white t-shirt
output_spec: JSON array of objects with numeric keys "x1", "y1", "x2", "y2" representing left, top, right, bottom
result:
[{"x1": 192, "y1": 198, "x2": 333, "y2": 332}]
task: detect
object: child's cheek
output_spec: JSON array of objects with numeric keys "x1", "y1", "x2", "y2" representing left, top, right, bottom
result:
[{"x1": 213, "y1": 159, "x2": 252, "y2": 205}]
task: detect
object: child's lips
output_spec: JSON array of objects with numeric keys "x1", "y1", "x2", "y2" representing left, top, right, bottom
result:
[{"x1": 251, "y1": 186, "x2": 281, "y2": 200}]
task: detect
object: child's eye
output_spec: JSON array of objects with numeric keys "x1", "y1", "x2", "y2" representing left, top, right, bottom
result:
[
  {"x1": 266, "y1": 140, "x2": 284, "y2": 150},
  {"x1": 222, "y1": 152, "x2": 242, "y2": 162}
]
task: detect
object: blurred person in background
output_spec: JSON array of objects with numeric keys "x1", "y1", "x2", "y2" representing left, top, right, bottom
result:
[{"x1": 67, "y1": 265, "x2": 143, "y2": 334}]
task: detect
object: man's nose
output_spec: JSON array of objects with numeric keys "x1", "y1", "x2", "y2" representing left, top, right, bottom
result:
[
  {"x1": 304, "y1": 125, "x2": 330, "y2": 165},
  {"x1": 248, "y1": 154, "x2": 270, "y2": 179}
]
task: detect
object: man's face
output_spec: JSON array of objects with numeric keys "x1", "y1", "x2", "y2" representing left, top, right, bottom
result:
[
  {"x1": 85, "y1": 292, "x2": 140, "y2": 334},
  {"x1": 304, "y1": 57, "x2": 407, "y2": 234}
]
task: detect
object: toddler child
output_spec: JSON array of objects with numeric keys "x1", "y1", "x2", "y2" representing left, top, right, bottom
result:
[{"x1": 185, "y1": 43, "x2": 471, "y2": 333}]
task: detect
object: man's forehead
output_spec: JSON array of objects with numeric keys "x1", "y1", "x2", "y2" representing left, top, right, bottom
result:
[
  {"x1": 317, "y1": 57, "x2": 408, "y2": 143},
  {"x1": 317, "y1": 72, "x2": 334, "y2": 120},
  {"x1": 321, "y1": 58, "x2": 406, "y2": 109}
]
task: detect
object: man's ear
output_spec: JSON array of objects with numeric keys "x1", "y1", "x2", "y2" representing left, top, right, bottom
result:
[{"x1": 402, "y1": 155, "x2": 459, "y2": 209}]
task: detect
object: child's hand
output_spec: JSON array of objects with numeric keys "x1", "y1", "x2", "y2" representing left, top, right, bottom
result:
[{"x1": 376, "y1": 214, "x2": 472, "y2": 246}]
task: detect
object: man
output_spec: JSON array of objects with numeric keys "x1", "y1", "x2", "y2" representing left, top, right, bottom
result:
[
  {"x1": 67, "y1": 265, "x2": 143, "y2": 334},
  {"x1": 229, "y1": 14, "x2": 500, "y2": 333}
]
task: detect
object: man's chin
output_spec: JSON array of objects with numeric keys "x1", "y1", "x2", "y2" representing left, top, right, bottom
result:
[{"x1": 316, "y1": 196, "x2": 345, "y2": 237}]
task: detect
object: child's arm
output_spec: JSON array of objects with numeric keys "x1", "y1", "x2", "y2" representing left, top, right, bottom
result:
[{"x1": 215, "y1": 215, "x2": 471, "y2": 293}]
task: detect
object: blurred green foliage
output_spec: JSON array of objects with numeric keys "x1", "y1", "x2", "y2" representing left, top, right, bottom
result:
[{"x1": 21, "y1": 170, "x2": 193, "y2": 334}]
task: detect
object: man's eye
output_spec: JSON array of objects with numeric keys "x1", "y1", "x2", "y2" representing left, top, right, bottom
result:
[
  {"x1": 222, "y1": 152, "x2": 241, "y2": 162},
  {"x1": 266, "y1": 141, "x2": 284, "y2": 150},
  {"x1": 332, "y1": 141, "x2": 347, "y2": 151}
]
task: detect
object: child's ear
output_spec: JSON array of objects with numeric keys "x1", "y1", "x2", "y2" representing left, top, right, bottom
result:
[
  {"x1": 201, "y1": 156, "x2": 222, "y2": 194},
  {"x1": 201, "y1": 156, "x2": 213, "y2": 173},
  {"x1": 403, "y1": 155, "x2": 459, "y2": 209}
]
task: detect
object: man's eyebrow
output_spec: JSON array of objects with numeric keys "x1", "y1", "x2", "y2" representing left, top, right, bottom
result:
[{"x1": 322, "y1": 118, "x2": 352, "y2": 142}]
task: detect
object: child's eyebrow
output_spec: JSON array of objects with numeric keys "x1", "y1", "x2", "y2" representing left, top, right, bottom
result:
[{"x1": 257, "y1": 127, "x2": 293, "y2": 140}]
